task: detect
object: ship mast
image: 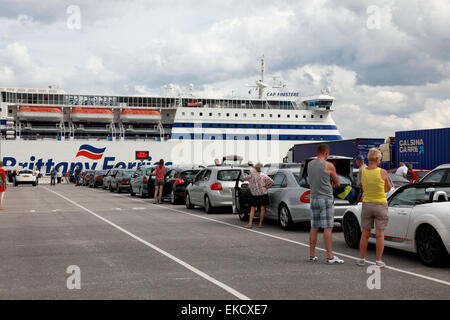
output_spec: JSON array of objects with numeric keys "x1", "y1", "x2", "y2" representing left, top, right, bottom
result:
[{"x1": 259, "y1": 55, "x2": 265, "y2": 99}]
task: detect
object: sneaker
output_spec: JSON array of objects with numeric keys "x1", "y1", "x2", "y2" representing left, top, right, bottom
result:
[
  {"x1": 376, "y1": 261, "x2": 386, "y2": 268},
  {"x1": 307, "y1": 256, "x2": 318, "y2": 262},
  {"x1": 357, "y1": 259, "x2": 366, "y2": 266},
  {"x1": 327, "y1": 256, "x2": 344, "y2": 264}
]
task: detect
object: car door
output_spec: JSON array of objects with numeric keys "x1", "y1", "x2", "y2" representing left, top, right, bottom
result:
[
  {"x1": 164, "y1": 169, "x2": 177, "y2": 197},
  {"x1": 267, "y1": 172, "x2": 286, "y2": 217},
  {"x1": 384, "y1": 186, "x2": 424, "y2": 244},
  {"x1": 190, "y1": 170, "x2": 205, "y2": 204},
  {"x1": 132, "y1": 168, "x2": 142, "y2": 193},
  {"x1": 197, "y1": 169, "x2": 212, "y2": 204}
]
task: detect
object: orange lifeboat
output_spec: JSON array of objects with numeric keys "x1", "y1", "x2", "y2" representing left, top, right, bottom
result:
[
  {"x1": 70, "y1": 108, "x2": 113, "y2": 122},
  {"x1": 120, "y1": 109, "x2": 162, "y2": 123},
  {"x1": 17, "y1": 106, "x2": 63, "y2": 121}
]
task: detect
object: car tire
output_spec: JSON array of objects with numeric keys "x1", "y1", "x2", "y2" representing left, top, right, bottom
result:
[
  {"x1": 204, "y1": 196, "x2": 214, "y2": 214},
  {"x1": 416, "y1": 224, "x2": 448, "y2": 267},
  {"x1": 343, "y1": 213, "x2": 361, "y2": 249},
  {"x1": 185, "y1": 192, "x2": 194, "y2": 209},
  {"x1": 130, "y1": 187, "x2": 136, "y2": 196},
  {"x1": 14, "y1": 182, "x2": 18, "y2": 187},
  {"x1": 32, "y1": 182, "x2": 36, "y2": 187},
  {"x1": 278, "y1": 205, "x2": 293, "y2": 230},
  {"x1": 109, "y1": 185, "x2": 114, "y2": 192},
  {"x1": 116, "y1": 185, "x2": 121, "y2": 193},
  {"x1": 139, "y1": 187, "x2": 147, "y2": 199},
  {"x1": 89, "y1": 184, "x2": 93, "y2": 188}
]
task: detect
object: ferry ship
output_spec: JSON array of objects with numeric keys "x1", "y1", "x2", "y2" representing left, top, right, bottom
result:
[{"x1": 0, "y1": 60, "x2": 342, "y2": 175}]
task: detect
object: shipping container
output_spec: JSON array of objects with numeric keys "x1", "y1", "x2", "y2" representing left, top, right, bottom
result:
[
  {"x1": 395, "y1": 127, "x2": 450, "y2": 170},
  {"x1": 288, "y1": 138, "x2": 385, "y2": 166}
]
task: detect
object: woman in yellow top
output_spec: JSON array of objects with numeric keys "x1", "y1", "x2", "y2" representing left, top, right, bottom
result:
[{"x1": 358, "y1": 148, "x2": 392, "y2": 268}]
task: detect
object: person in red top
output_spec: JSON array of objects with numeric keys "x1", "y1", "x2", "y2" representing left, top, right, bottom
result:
[
  {"x1": 152, "y1": 159, "x2": 166, "y2": 204},
  {"x1": 0, "y1": 161, "x2": 7, "y2": 210}
]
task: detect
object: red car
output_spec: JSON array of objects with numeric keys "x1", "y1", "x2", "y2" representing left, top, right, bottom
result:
[{"x1": 390, "y1": 168, "x2": 430, "y2": 183}]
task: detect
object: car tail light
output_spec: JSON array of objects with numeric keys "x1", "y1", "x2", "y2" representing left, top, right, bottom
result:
[
  {"x1": 96, "y1": 176, "x2": 102, "y2": 179},
  {"x1": 121, "y1": 181, "x2": 128, "y2": 185},
  {"x1": 143, "y1": 177, "x2": 148, "y2": 185},
  {"x1": 176, "y1": 178, "x2": 185, "y2": 185},
  {"x1": 300, "y1": 190, "x2": 311, "y2": 203},
  {"x1": 210, "y1": 182, "x2": 223, "y2": 191}
]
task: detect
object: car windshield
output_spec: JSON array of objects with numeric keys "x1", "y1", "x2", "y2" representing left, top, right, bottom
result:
[
  {"x1": 217, "y1": 170, "x2": 244, "y2": 181},
  {"x1": 19, "y1": 170, "x2": 33, "y2": 174},
  {"x1": 389, "y1": 174, "x2": 410, "y2": 187},
  {"x1": 415, "y1": 171, "x2": 429, "y2": 179},
  {"x1": 181, "y1": 170, "x2": 200, "y2": 179}
]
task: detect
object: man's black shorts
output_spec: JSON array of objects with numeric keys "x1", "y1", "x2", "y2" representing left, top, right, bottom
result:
[{"x1": 250, "y1": 194, "x2": 270, "y2": 208}]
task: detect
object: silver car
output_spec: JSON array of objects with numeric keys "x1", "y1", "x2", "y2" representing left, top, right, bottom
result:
[
  {"x1": 233, "y1": 156, "x2": 362, "y2": 230},
  {"x1": 185, "y1": 167, "x2": 251, "y2": 214}
]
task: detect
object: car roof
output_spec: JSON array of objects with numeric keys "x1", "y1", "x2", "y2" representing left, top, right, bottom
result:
[
  {"x1": 305, "y1": 155, "x2": 354, "y2": 161},
  {"x1": 433, "y1": 163, "x2": 450, "y2": 170}
]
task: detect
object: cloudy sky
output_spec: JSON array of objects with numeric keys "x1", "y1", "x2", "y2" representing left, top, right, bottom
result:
[{"x1": 0, "y1": 0, "x2": 449, "y2": 138}]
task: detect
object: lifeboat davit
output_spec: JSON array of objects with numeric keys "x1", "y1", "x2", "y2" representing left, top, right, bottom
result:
[
  {"x1": 17, "y1": 106, "x2": 63, "y2": 121},
  {"x1": 120, "y1": 109, "x2": 162, "y2": 123},
  {"x1": 70, "y1": 108, "x2": 113, "y2": 122}
]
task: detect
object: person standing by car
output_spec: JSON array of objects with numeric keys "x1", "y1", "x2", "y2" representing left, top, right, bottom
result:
[
  {"x1": 307, "y1": 144, "x2": 344, "y2": 264},
  {"x1": 0, "y1": 162, "x2": 7, "y2": 210},
  {"x1": 35, "y1": 167, "x2": 40, "y2": 186},
  {"x1": 56, "y1": 169, "x2": 63, "y2": 184},
  {"x1": 355, "y1": 155, "x2": 367, "y2": 186},
  {"x1": 50, "y1": 168, "x2": 56, "y2": 186},
  {"x1": 152, "y1": 159, "x2": 166, "y2": 204},
  {"x1": 358, "y1": 148, "x2": 392, "y2": 268},
  {"x1": 395, "y1": 162, "x2": 408, "y2": 179},
  {"x1": 74, "y1": 166, "x2": 81, "y2": 186},
  {"x1": 240, "y1": 163, "x2": 274, "y2": 229},
  {"x1": 247, "y1": 161, "x2": 256, "y2": 173}
]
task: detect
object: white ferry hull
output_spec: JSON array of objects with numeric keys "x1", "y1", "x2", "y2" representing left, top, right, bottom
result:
[{"x1": 1, "y1": 139, "x2": 302, "y2": 174}]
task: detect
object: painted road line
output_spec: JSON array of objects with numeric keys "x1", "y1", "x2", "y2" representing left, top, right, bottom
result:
[
  {"x1": 42, "y1": 187, "x2": 251, "y2": 300},
  {"x1": 112, "y1": 193, "x2": 450, "y2": 287}
]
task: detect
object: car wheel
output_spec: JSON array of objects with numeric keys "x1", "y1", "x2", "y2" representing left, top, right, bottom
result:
[
  {"x1": 139, "y1": 187, "x2": 147, "y2": 199},
  {"x1": 204, "y1": 196, "x2": 214, "y2": 214},
  {"x1": 14, "y1": 182, "x2": 18, "y2": 187},
  {"x1": 89, "y1": 183, "x2": 93, "y2": 188},
  {"x1": 416, "y1": 224, "x2": 447, "y2": 267},
  {"x1": 32, "y1": 182, "x2": 36, "y2": 187},
  {"x1": 278, "y1": 205, "x2": 293, "y2": 230},
  {"x1": 185, "y1": 192, "x2": 194, "y2": 209},
  {"x1": 130, "y1": 186, "x2": 136, "y2": 196},
  {"x1": 343, "y1": 214, "x2": 361, "y2": 249},
  {"x1": 109, "y1": 184, "x2": 114, "y2": 192},
  {"x1": 116, "y1": 185, "x2": 121, "y2": 193}
]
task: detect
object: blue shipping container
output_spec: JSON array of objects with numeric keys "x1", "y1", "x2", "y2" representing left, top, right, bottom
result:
[
  {"x1": 395, "y1": 127, "x2": 450, "y2": 170},
  {"x1": 292, "y1": 138, "x2": 385, "y2": 165}
]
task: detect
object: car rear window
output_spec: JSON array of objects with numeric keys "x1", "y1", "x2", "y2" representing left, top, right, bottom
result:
[
  {"x1": 96, "y1": 170, "x2": 107, "y2": 175},
  {"x1": 123, "y1": 171, "x2": 134, "y2": 176},
  {"x1": 217, "y1": 170, "x2": 247, "y2": 181},
  {"x1": 19, "y1": 170, "x2": 33, "y2": 174}
]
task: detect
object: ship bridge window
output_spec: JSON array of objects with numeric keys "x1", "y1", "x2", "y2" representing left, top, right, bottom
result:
[
  {"x1": 199, "y1": 112, "x2": 203, "y2": 116},
  {"x1": 287, "y1": 114, "x2": 290, "y2": 118},
  {"x1": 270, "y1": 114, "x2": 273, "y2": 118},
  {"x1": 209, "y1": 113, "x2": 212, "y2": 116},
  {"x1": 191, "y1": 112, "x2": 194, "y2": 116},
  {"x1": 243, "y1": 113, "x2": 247, "y2": 117},
  {"x1": 253, "y1": 114, "x2": 256, "y2": 117},
  {"x1": 261, "y1": 114, "x2": 264, "y2": 117},
  {"x1": 311, "y1": 115, "x2": 314, "y2": 118},
  {"x1": 303, "y1": 115, "x2": 306, "y2": 118},
  {"x1": 226, "y1": 113, "x2": 230, "y2": 117},
  {"x1": 278, "y1": 114, "x2": 281, "y2": 118},
  {"x1": 295, "y1": 115, "x2": 298, "y2": 118},
  {"x1": 235, "y1": 113, "x2": 238, "y2": 117},
  {"x1": 320, "y1": 115, "x2": 323, "y2": 118}
]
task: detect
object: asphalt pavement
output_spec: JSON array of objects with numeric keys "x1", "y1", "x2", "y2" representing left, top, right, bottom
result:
[{"x1": 0, "y1": 184, "x2": 449, "y2": 300}]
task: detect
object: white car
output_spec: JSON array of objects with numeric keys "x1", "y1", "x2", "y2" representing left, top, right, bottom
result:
[
  {"x1": 342, "y1": 182, "x2": 450, "y2": 267},
  {"x1": 14, "y1": 170, "x2": 37, "y2": 186}
]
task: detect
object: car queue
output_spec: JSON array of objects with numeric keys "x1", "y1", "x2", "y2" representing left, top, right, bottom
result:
[{"x1": 51, "y1": 155, "x2": 450, "y2": 268}]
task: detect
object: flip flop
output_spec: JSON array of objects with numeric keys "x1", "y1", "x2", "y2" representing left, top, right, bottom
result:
[{"x1": 244, "y1": 225, "x2": 252, "y2": 229}]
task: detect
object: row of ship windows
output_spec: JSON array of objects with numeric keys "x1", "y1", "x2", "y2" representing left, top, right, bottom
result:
[
  {"x1": 176, "y1": 123, "x2": 330, "y2": 129},
  {"x1": 175, "y1": 135, "x2": 332, "y2": 141},
  {"x1": 181, "y1": 111, "x2": 323, "y2": 119}
]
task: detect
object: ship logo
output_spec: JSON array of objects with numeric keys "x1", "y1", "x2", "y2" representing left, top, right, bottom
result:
[{"x1": 76, "y1": 145, "x2": 107, "y2": 160}]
